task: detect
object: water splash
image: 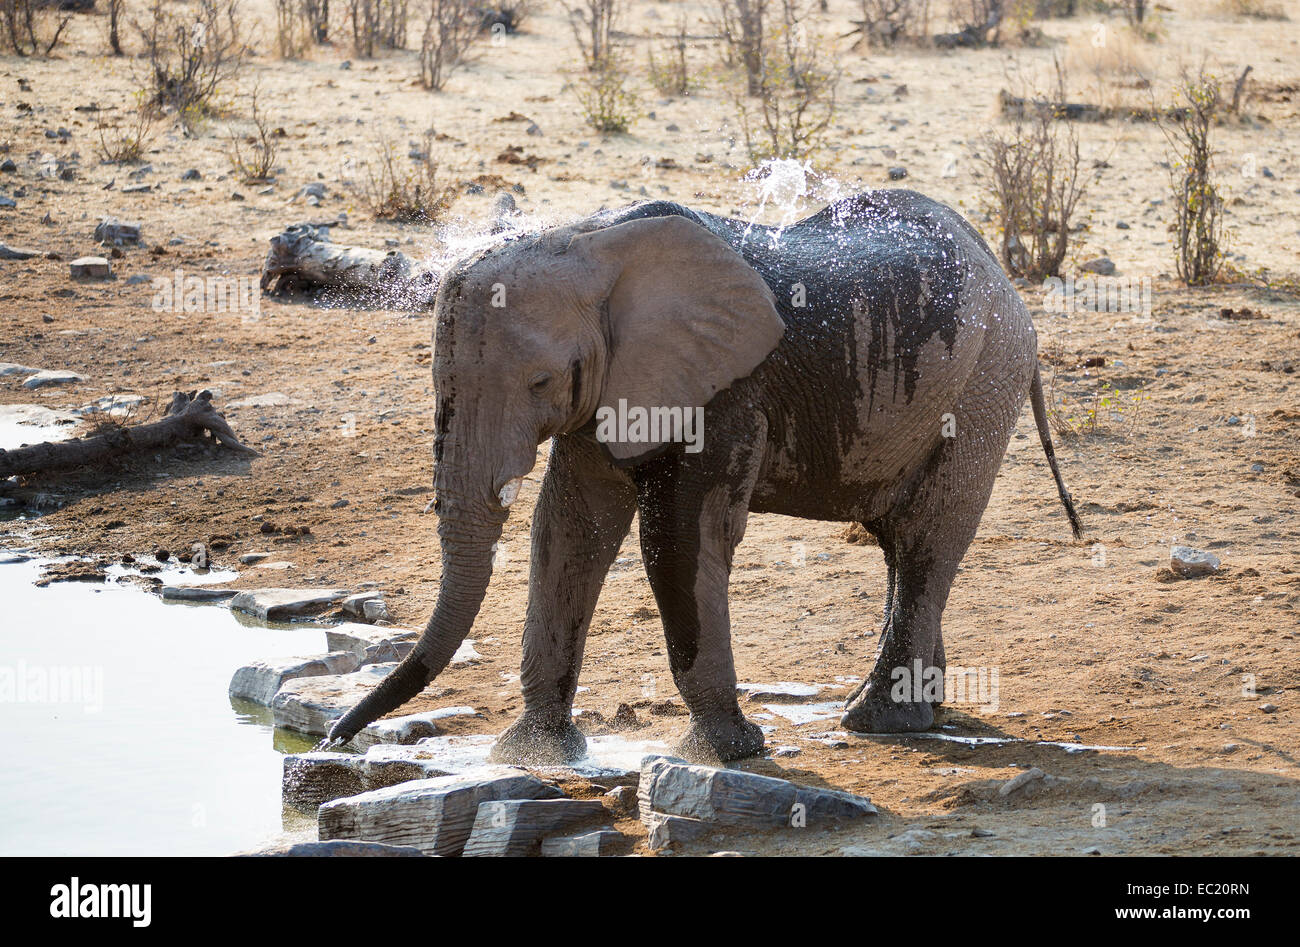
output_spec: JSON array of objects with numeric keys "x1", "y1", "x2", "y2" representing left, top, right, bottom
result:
[{"x1": 741, "y1": 158, "x2": 812, "y2": 248}]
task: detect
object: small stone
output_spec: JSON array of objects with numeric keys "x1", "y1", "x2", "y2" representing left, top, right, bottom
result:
[
  {"x1": 644, "y1": 812, "x2": 711, "y2": 851},
  {"x1": 181, "y1": 168, "x2": 202, "y2": 181},
  {"x1": 341, "y1": 590, "x2": 387, "y2": 623},
  {"x1": 239, "y1": 552, "x2": 269, "y2": 564},
  {"x1": 69, "y1": 256, "x2": 112, "y2": 279},
  {"x1": 998, "y1": 767, "x2": 1046, "y2": 797},
  {"x1": 1081, "y1": 846, "x2": 1102, "y2": 855},
  {"x1": 0, "y1": 159, "x2": 15, "y2": 173},
  {"x1": 22, "y1": 369, "x2": 86, "y2": 389},
  {"x1": 540, "y1": 829, "x2": 622, "y2": 857},
  {"x1": 1260, "y1": 703, "x2": 1279, "y2": 714},
  {"x1": 887, "y1": 166, "x2": 908, "y2": 180},
  {"x1": 603, "y1": 785, "x2": 638, "y2": 809},
  {"x1": 94, "y1": 216, "x2": 141, "y2": 245},
  {"x1": 971, "y1": 827, "x2": 995, "y2": 838},
  {"x1": 1080, "y1": 257, "x2": 1117, "y2": 276},
  {"x1": 1170, "y1": 545, "x2": 1220, "y2": 578}
]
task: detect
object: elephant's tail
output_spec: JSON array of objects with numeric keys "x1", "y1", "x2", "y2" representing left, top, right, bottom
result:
[{"x1": 1030, "y1": 364, "x2": 1083, "y2": 539}]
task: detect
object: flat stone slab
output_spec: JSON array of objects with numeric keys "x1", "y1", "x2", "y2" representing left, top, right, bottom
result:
[
  {"x1": 352, "y1": 731, "x2": 671, "y2": 779},
  {"x1": 271, "y1": 663, "x2": 396, "y2": 735},
  {"x1": 21, "y1": 369, "x2": 86, "y2": 389},
  {"x1": 540, "y1": 829, "x2": 624, "y2": 857},
  {"x1": 236, "y1": 840, "x2": 424, "y2": 857},
  {"x1": 161, "y1": 585, "x2": 238, "y2": 602},
  {"x1": 0, "y1": 363, "x2": 37, "y2": 377},
  {"x1": 0, "y1": 242, "x2": 38, "y2": 260},
  {"x1": 230, "y1": 651, "x2": 361, "y2": 706},
  {"x1": 325, "y1": 624, "x2": 419, "y2": 665},
  {"x1": 638, "y1": 755, "x2": 876, "y2": 832},
  {"x1": 229, "y1": 587, "x2": 350, "y2": 621},
  {"x1": 318, "y1": 768, "x2": 564, "y2": 856},
  {"x1": 463, "y1": 799, "x2": 609, "y2": 857},
  {"x1": 352, "y1": 706, "x2": 483, "y2": 751}
]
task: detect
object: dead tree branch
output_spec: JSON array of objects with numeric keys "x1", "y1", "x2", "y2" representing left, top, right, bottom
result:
[{"x1": 0, "y1": 390, "x2": 256, "y2": 480}]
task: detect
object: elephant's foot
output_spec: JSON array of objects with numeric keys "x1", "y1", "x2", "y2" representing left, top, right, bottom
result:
[
  {"x1": 840, "y1": 684, "x2": 935, "y2": 734},
  {"x1": 488, "y1": 711, "x2": 587, "y2": 766},
  {"x1": 672, "y1": 711, "x2": 765, "y2": 763}
]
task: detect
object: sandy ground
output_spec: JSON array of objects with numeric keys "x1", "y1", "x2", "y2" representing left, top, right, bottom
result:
[{"x1": 2, "y1": 1, "x2": 1299, "y2": 855}]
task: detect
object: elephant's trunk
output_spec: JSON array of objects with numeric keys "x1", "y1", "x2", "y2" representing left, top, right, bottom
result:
[{"x1": 327, "y1": 495, "x2": 505, "y2": 744}]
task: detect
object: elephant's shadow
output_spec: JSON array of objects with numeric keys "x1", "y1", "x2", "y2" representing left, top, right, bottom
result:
[{"x1": 719, "y1": 708, "x2": 1300, "y2": 849}]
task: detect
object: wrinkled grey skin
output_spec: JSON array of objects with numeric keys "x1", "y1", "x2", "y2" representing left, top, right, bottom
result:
[{"x1": 328, "y1": 191, "x2": 1081, "y2": 764}]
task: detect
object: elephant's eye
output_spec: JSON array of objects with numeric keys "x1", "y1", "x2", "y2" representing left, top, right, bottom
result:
[{"x1": 530, "y1": 372, "x2": 552, "y2": 393}]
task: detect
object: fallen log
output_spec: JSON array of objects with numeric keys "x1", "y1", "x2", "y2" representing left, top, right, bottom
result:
[
  {"x1": 260, "y1": 194, "x2": 519, "y2": 307},
  {"x1": 260, "y1": 223, "x2": 441, "y2": 308},
  {"x1": 0, "y1": 390, "x2": 257, "y2": 480},
  {"x1": 998, "y1": 89, "x2": 1190, "y2": 124}
]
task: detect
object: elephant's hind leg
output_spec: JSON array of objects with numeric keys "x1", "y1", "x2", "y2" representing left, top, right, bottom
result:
[
  {"x1": 842, "y1": 387, "x2": 1019, "y2": 733},
  {"x1": 489, "y1": 437, "x2": 637, "y2": 765},
  {"x1": 634, "y1": 416, "x2": 768, "y2": 763}
]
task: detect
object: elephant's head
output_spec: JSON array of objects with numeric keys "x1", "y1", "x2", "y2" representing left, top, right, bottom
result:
[{"x1": 327, "y1": 212, "x2": 784, "y2": 744}]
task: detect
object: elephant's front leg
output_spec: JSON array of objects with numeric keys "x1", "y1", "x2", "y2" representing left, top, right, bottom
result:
[
  {"x1": 634, "y1": 418, "x2": 768, "y2": 763},
  {"x1": 489, "y1": 437, "x2": 636, "y2": 765}
]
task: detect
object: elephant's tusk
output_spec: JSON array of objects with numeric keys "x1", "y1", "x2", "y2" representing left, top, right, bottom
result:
[{"x1": 498, "y1": 477, "x2": 523, "y2": 509}]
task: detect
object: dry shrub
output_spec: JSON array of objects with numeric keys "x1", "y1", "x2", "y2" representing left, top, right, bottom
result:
[
  {"x1": 565, "y1": 0, "x2": 622, "y2": 72},
  {"x1": 96, "y1": 98, "x2": 160, "y2": 164},
  {"x1": 575, "y1": 62, "x2": 638, "y2": 132},
  {"x1": 1218, "y1": 0, "x2": 1288, "y2": 18},
  {"x1": 976, "y1": 63, "x2": 1085, "y2": 280},
  {"x1": 1161, "y1": 69, "x2": 1227, "y2": 286},
  {"x1": 1, "y1": 0, "x2": 71, "y2": 55},
  {"x1": 226, "y1": 87, "x2": 279, "y2": 182},
  {"x1": 419, "y1": 0, "x2": 482, "y2": 90},
  {"x1": 1064, "y1": 25, "x2": 1153, "y2": 111},
  {"x1": 348, "y1": 0, "x2": 408, "y2": 56},
  {"x1": 714, "y1": 0, "x2": 765, "y2": 95},
  {"x1": 134, "y1": 0, "x2": 245, "y2": 125},
  {"x1": 349, "y1": 133, "x2": 456, "y2": 222},
  {"x1": 733, "y1": 0, "x2": 838, "y2": 163},
  {"x1": 851, "y1": 0, "x2": 932, "y2": 48},
  {"x1": 274, "y1": 0, "x2": 327, "y2": 58},
  {"x1": 647, "y1": 15, "x2": 690, "y2": 96}
]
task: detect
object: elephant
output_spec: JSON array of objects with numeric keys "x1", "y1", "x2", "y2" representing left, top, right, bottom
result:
[{"x1": 327, "y1": 189, "x2": 1082, "y2": 764}]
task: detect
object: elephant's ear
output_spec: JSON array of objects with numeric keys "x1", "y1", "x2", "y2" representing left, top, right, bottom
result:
[{"x1": 568, "y1": 215, "x2": 784, "y2": 462}]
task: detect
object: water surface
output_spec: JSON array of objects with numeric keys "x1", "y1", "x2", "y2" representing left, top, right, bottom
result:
[{"x1": 0, "y1": 556, "x2": 324, "y2": 855}]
